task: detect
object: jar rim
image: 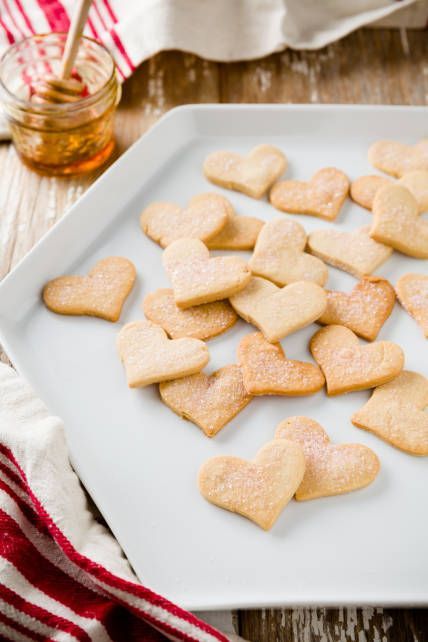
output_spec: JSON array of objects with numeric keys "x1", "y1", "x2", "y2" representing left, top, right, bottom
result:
[{"x1": 0, "y1": 32, "x2": 117, "y2": 114}]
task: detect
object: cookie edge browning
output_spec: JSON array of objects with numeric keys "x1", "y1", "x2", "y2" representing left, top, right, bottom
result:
[
  {"x1": 42, "y1": 256, "x2": 136, "y2": 322},
  {"x1": 269, "y1": 167, "x2": 350, "y2": 221},
  {"x1": 396, "y1": 273, "x2": 428, "y2": 339},
  {"x1": 274, "y1": 416, "x2": 380, "y2": 500},
  {"x1": 237, "y1": 332, "x2": 325, "y2": 396},
  {"x1": 309, "y1": 324, "x2": 404, "y2": 396},
  {"x1": 142, "y1": 288, "x2": 238, "y2": 340},
  {"x1": 159, "y1": 364, "x2": 252, "y2": 437},
  {"x1": 318, "y1": 276, "x2": 396, "y2": 342},
  {"x1": 351, "y1": 370, "x2": 428, "y2": 456},
  {"x1": 198, "y1": 439, "x2": 305, "y2": 530}
]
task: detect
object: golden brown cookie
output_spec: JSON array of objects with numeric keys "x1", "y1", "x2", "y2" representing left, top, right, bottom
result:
[
  {"x1": 163, "y1": 238, "x2": 251, "y2": 309},
  {"x1": 198, "y1": 439, "x2": 305, "y2": 530},
  {"x1": 308, "y1": 225, "x2": 392, "y2": 278},
  {"x1": 352, "y1": 370, "x2": 428, "y2": 456},
  {"x1": 400, "y1": 170, "x2": 428, "y2": 212},
  {"x1": 206, "y1": 210, "x2": 263, "y2": 250},
  {"x1": 310, "y1": 324, "x2": 404, "y2": 395},
  {"x1": 350, "y1": 171, "x2": 428, "y2": 212},
  {"x1": 318, "y1": 276, "x2": 396, "y2": 341},
  {"x1": 140, "y1": 193, "x2": 230, "y2": 248},
  {"x1": 230, "y1": 276, "x2": 327, "y2": 343},
  {"x1": 249, "y1": 218, "x2": 328, "y2": 286},
  {"x1": 159, "y1": 364, "x2": 252, "y2": 437},
  {"x1": 396, "y1": 273, "x2": 428, "y2": 338},
  {"x1": 203, "y1": 144, "x2": 287, "y2": 199},
  {"x1": 368, "y1": 139, "x2": 428, "y2": 178},
  {"x1": 237, "y1": 332, "x2": 325, "y2": 396},
  {"x1": 270, "y1": 167, "x2": 350, "y2": 221},
  {"x1": 350, "y1": 175, "x2": 391, "y2": 210},
  {"x1": 370, "y1": 184, "x2": 428, "y2": 259},
  {"x1": 43, "y1": 257, "x2": 136, "y2": 322},
  {"x1": 274, "y1": 416, "x2": 380, "y2": 500},
  {"x1": 117, "y1": 320, "x2": 209, "y2": 388},
  {"x1": 143, "y1": 288, "x2": 237, "y2": 340}
]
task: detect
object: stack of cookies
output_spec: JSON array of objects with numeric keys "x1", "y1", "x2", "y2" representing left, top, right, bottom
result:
[{"x1": 42, "y1": 139, "x2": 428, "y2": 531}]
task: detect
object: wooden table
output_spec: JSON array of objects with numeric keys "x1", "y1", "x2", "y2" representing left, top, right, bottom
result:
[{"x1": 0, "y1": 28, "x2": 427, "y2": 642}]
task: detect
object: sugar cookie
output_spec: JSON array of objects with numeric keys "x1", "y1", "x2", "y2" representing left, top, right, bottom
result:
[
  {"x1": 274, "y1": 416, "x2": 380, "y2": 500},
  {"x1": 308, "y1": 225, "x2": 392, "y2": 278},
  {"x1": 396, "y1": 273, "x2": 428, "y2": 338},
  {"x1": 198, "y1": 439, "x2": 305, "y2": 530},
  {"x1": 249, "y1": 218, "x2": 328, "y2": 286},
  {"x1": 230, "y1": 276, "x2": 327, "y2": 343},
  {"x1": 140, "y1": 193, "x2": 229, "y2": 248},
  {"x1": 159, "y1": 365, "x2": 252, "y2": 437},
  {"x1": 117, "y1": 320, "x2": 209, "y2": 388},
  {"x1": 352, "y1": 370, "x2": 428, "y2": 456},
  {"x1": 143, "y1": 288, "x2": 237, "y2": 340},
  {"x1": 318, "y1": 276, "x2": 396, "y2": 341},
  {"x1": 163, "y1": 238, "x2": 251, "y2": 309},
  {"x1": 400, "y1": 170, "x2": 428, "y2": 212},
  {"x1": 350, "y1": 175, "x2": 390, "y2": 210},
  {"x1": 203, "y1": 144, "x2": 287, "y2": 199},
  {"x1": 43, "y1": 257, "x2": 136, "y2": 322},
  {"x1": 238, "y1": 332, "x2": 325, "y2": 396},
  {"x1": 270, "y1": 167, "x2": 349, "y2": 221},
  {"x1": 368, "y1": 139, "x2": 428, "y2": 178},
  {"x1": 310, "y1": 325, "x2": 404, "y2": 395},
  {"x1": 350, "y1": 171, "x2": 428, "y2": 212},
  {"x1": 371, "y1": 184, "x2": 428, "y2": 258},
  {"x1": 206, "y1": 211, "x2": 263, "y2": 250}
]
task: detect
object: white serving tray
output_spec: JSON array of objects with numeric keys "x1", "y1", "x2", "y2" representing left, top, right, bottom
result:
[{"x1": 0, "y1": 105, "x2": 427, "y2": 610}]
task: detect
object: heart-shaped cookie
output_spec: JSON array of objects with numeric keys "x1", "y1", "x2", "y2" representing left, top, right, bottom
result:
[
  {"x1": 238, "y1": 332, "x2": 325, "y2": 396},
  {"x1": 350, "y1": 175, "x2": 391, "y2": 211},
  {"x1": 371, "y1": 184, "x2": 428, "y2": 258},
  {"x1": 352, "y1": 370, "x2": 428, "y2": 455},
  {"x1": 350, "y1": 171, "x2": 428, "y2": 212},
  {"x1": 368, "y1": 139, "x2": 428, "y2": 178},
  {"x1": 159, "y1": 364, "x2": 252, "y2": 437},
  {"x1": 400, "y1": 170, "x2": 428, "y2": 212},
  {"x1": 318, "y1": 276, "x2": 396, "y2": 341},
  {"x1": 270, "y1": 167, "x2": 350, "y2": 221},
  {"x1": 140, "y1": 193, "x2": 229, "y2": 248},
  {"x1": 275, "y1": 416, "x2": 380, "y2": 500},
  {"x1": 206, "y1": 211, "x2": 263, "y2": 250},
  {"x1": 308, "y1": 225, "x2": 392, "y2": 278},
  {"x1": 203, "y1": 144, "x2": 287, "y2": 199},
  {"x1": 163, "y1": 238, "x2": 251, "y2": 309},
  {"x1": 198, "y1": 439, "x2": 305, "y2": 530},
  {"x1": 43, "y1": 257, "x2": 136, "y2": 322},
  {"x1": 117, "y1": 320, "x2": 209, "y2": 387},
  {"x1": 143, "y1": 288, "x2": 237, "y2": 340},
  {"x1": 229, "y1": 276, "x2": 327, "y2": 343},
  {"x1": 249, "y1": 218, "x2": 328, "y2": 286},
  {"x1": 396, "y1": 273, "x2": 428, "y2": 338},
  {"x1": 310, "y1": 325, "x2": 404, "y2": 395}
]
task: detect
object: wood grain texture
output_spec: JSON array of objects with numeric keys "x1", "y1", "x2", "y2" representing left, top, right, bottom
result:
[{"x1": 0, "y1": 28, "x2": 427, "y2": 642}]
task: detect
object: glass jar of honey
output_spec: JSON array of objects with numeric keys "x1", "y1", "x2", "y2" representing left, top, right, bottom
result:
[{"x1": 0, "y1": 33, "x2": 120, "y2": 175}]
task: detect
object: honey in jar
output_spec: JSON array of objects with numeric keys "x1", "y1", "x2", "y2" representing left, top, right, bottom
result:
[{"x1": 0, "y1": 33, "x2": 120, "y2": 176}]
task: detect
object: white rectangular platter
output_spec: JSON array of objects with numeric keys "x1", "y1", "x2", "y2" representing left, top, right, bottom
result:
[{"x1": 0, "y1": 105, "x2": 427, "y2": 610}]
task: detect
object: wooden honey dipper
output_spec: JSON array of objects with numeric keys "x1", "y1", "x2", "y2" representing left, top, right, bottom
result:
[{"x1": 32, "y1": 0, "x2": 92, "y2": 104}]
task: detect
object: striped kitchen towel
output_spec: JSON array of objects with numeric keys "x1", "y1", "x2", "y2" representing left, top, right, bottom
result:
[
  {"x1": 0, "y1": 362, "x2": 231, "y2": 642},
  {"x1": 0, "y1": 1, "x2": 425, "y2": 81}
]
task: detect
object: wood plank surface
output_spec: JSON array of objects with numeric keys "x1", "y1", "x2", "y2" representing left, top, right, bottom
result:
[{"x1": 0, "y1": 28, "x2": 427, "y2": 641}]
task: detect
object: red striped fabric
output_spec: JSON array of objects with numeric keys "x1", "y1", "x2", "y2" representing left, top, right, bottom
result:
[{"x1": 0, "y1": 442, "x2": 228, "y2": 641}]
